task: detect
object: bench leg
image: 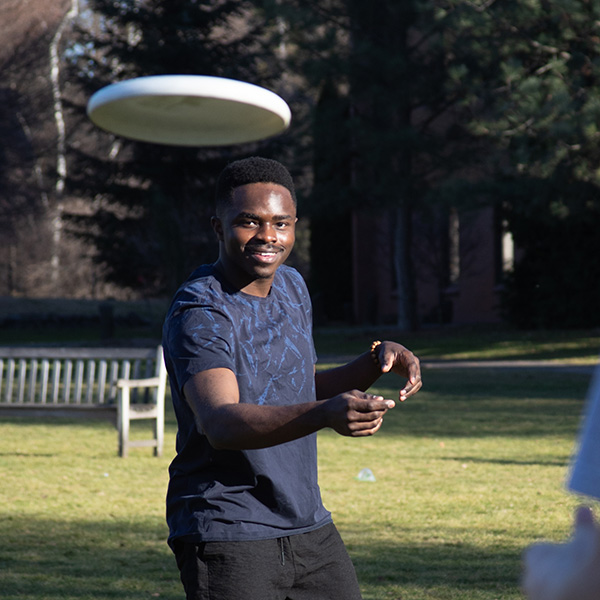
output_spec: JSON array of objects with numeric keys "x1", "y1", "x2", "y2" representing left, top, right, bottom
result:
[
  {"x1": 118, "y1": 387, "x2": 130, "y2": 458},
  {"x1": 155, "y1": 406, "x2": 164, "y2": 457}
]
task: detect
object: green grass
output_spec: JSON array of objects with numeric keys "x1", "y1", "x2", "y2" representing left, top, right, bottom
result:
[
  {"x1": 1, "y1": 329, "x2": 599, "y2": 599},
  {"x1": 318, "y1": 367, "x2": 593, "y2": 599},
  {"x1": 313, "y1": 326, "x2": 600, "y2": 364}
]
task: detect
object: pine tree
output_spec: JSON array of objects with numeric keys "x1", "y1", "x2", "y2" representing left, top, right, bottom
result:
[
  {"x1": 65, "y1": 0, "x2": 292, "y2": 296},
  {"x1": 261, "y1": 0, "x2": 600, "y2": 329},
  {"x1": 261, "y1": 0, "x2": 486, "y2": 329},
  {"x1": 439, "y1": 0, "x2": 600, "y2": 327}
]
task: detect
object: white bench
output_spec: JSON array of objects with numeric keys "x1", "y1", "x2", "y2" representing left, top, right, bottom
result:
[{"x1": 0, "y1": 345, "x2": 167, "y2": 457}]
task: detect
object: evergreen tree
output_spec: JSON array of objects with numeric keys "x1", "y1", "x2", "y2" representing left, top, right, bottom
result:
[
  {"x1": 262, "y1": 0, "x2": 600, "y2": 329},
  {"x1": 439, "y1": 0, "x2": 600, "y2": 327},
  {"x1": 261, "y1": 1, "x2": 487, "y2": 329},
  {"x1": 66, "y1": 0, "x2": 294, "y2": 296}
]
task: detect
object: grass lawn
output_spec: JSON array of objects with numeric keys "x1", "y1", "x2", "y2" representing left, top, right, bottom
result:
[
  {"x1": 313, "y1": 325, "x2": 600, "y2": 364},
  {"x1": 1, "y1": 328, "x2": 599, "y2": 599},
  {"x1": 319, "y1": 366, "x2": 593, "y2": 599}
]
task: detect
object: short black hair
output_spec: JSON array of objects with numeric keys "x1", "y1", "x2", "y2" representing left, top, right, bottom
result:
[{"x1": 215, "y1": 157, "x2": 296, "y2": 214}]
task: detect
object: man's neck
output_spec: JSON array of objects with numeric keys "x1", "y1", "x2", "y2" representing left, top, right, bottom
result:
[{"x1": 213, "y1": 260, "x2": 274, "y2": 297}]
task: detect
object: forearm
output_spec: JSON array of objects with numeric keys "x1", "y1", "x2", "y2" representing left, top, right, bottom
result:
[
  {"x1": 185, "y1": 366, "x2": 397, "y2": 450},
  {"x1": 315, "y1": 351, "x2": 380, "y2": 400},
  {"x1": 204, "y1": 401, "x2": 329, "y2": 450}
]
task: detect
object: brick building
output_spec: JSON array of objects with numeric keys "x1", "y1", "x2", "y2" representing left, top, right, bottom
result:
[{"x1": 351, "y1": 204, "x2": 513, "y2": 326}]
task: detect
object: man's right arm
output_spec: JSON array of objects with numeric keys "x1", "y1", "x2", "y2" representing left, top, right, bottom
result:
[{"x1": 183, "y1": 368, "x2": 395, "y2": 450}]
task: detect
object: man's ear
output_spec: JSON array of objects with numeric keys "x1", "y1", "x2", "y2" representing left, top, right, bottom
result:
[{"x1": 211, "y1": 216, "x2": 224, "y2": 241}]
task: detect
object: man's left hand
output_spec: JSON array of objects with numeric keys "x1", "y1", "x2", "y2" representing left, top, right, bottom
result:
[{"x1": 373, "y1": 341, "x2": 422, "y2": 402}]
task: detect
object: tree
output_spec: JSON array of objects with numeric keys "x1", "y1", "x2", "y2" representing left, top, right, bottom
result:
[
  {"x1": 0, "y1": 0, "x2": 88, "y2": 297},
  {"x1": 437, "y1": 0, "x2": 600, "y2": 328},
  {"x1": 65, "y1": 0, "x2": 297, "y2": 296},
  {"x1": 260, "y1": 1, "x2": 490, "y2": 329},
  {"x1": 260, "y1": 0, "x2": 600, "y2": 330}
]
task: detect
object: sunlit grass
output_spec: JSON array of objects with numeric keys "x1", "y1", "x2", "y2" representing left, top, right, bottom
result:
[
  {"x1": 0, "y1": 334, "x2": 598, "y2": 599},
  {"x1": 314, "y1": 326, "x2": 600, "y2": 364},
  {"x1": 316, "y1": 367, "x2": 594, "y2": 600}
]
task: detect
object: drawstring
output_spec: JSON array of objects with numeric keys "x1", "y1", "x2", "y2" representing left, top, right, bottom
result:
[{"x1": 279, "y1": 537, "x2": 286, "y2": 566}]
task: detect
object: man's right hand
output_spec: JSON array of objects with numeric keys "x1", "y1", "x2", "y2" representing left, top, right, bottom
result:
[{"x1": 323, "y1": 390, "x2": 395, "y2": 437}]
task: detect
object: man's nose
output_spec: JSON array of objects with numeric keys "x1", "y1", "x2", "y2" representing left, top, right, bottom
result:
[{"x1": 255, "y1": 222, "x2": 277, "y2": 242}]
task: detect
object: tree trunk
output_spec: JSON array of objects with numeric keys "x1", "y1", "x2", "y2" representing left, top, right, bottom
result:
[
  {"x1": 394, "y1": 203, "x2": 417, "y2": 331},
  {"x1": 49, "y1": 0, "x2": 79, "y2": 286}
]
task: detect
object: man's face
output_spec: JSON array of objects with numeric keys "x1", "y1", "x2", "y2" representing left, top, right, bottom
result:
[{"x1": 212, "y1": 182, "x2": 297, "y2": 296}]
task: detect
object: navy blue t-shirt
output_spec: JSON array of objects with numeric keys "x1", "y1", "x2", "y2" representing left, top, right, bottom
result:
[{"x1": 163, "y1": 264, "x2": 332, "y2": 543}]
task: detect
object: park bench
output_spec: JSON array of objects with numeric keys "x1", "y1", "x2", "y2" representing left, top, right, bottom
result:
[{"x1": 0, "y1": 345, "x2": 167, "y2": 457}]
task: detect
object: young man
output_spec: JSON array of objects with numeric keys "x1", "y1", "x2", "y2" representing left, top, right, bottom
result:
[{"x1": 162, "y1": 156, "x2": 422, "y2": 599}]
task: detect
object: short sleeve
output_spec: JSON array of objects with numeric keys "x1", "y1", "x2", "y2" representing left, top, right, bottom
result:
[{"x1": 163, "y1": 302, "x2": 235, "y2": 395}]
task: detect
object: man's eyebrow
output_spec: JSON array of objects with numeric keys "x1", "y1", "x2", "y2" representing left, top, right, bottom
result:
[
  {"x1": 236, "y1": 212, "x2": 260, "y2": 220},
  {"x1": 236, "y1": 212, "x2": 295, "y2": 221}
]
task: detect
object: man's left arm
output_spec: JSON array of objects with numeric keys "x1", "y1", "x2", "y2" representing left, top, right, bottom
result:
[{"x1": 315, "y1": 340, "x2": 422, "y2": 403}]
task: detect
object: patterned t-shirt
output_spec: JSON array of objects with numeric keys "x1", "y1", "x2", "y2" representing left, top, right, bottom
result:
[{"x1": 163, "y1": 264, "x2": 332, "y2": 543}]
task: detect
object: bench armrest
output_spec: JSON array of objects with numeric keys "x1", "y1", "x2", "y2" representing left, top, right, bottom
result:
[{"x1": 116, "y1": 377, "x2": 161, "y2": 389}]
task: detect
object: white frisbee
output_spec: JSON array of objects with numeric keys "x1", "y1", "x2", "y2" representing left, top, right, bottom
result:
[{"x1": 86, "y1": 75, "x2": 292, "y2": 146}]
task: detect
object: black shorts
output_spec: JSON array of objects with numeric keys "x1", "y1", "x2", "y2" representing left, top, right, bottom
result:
[{"x1": 171, "y1": 522, "x2": 363, "y2": 600}]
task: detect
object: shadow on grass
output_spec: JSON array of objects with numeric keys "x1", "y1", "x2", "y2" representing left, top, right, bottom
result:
[
  {"x1": 0, "y1": 517, "x2": 180, "y2": 600},
  {"x1": 0, "y1": 451, "x2": 56, "y2": 458},
  {"x1": 437, "y1": 455, "x2": 571, "y2": 467},
  {"x1": 0, "y1": 516, "x2": 522, "y2": 600},
  {"x1": 373, "y1": 367, "x2": 590, "y2": 438},
  {"x1": 347, "y1": 533, "x2": 523, "y2": 598}
]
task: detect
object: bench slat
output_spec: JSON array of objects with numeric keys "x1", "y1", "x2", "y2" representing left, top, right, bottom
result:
[
  {"x1": 97, "y1": 360, "x2": 107, "y2": 404},
  {"x1": 17, "y1": 359, "x2": 27, "y2": 404},
  {"x1": 63, "y1": 360, "x2": 72, "y2": 404},
  {"x1": 28, "y1": 360, "x2": 38, "y2": 403},
  {"x1": 0, "y1": 347, "x2": 159, "y2": 360},
  {"x1": 40, "y1": 360, "x2": 49, "y2": 403},
  {"x1": 74, "y1": 360, "x2": 84, "y2": 404},
  {"x1": 85, "y1": 360, "x2": 96, "y2": 404},
  {"x1": 51, "y1": 360, "x2": 61, "y2": 404},
  {"x1": 109, "y1": 361, "x2": 120, "y2": 402},
  {"x1": 6, "y1": 360, "x2": 15, "y2": 402}
]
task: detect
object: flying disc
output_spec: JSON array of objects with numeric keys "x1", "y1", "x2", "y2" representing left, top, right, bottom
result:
[{"x1": 86, "y1": 75, "x2": 291, "y2": 146}]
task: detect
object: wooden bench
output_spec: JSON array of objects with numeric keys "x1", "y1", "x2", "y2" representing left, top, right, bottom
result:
[{"x1": 0, "y1": 345, "x2": 167, "y2": 457}]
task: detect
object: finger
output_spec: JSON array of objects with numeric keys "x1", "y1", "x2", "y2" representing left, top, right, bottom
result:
[
  {"x1": 575, "y1": 505, "x2": 595, "y2": 527},
  {"x1": 398, "y1": 354, "x2": 421, "y2": 382},
  {"x1": 349, "y1": 408, "x2": 390, "y2": 422},
  {"x1": 349, "y1": 418, "x2": 384, "y2": 436},
  {"x1": 353, "y1": 394, "x2": 395, "y2": 411},
  {"x1": 408, "y1": 361, "x2": 422, "y2": 384},
  {"x1": 350, "y1": 416, "x2": 383, "y2": 429},
  {"x1": 399, "y1": 377, "x2": 422, "y2": 401}
]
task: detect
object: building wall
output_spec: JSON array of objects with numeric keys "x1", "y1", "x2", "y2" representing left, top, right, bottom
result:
[
  {"x1": 352, "y1": 205, "x2": 504, "y2": 326},
  {"x1": 449, "y1": 207, "x2": 502, "y2": 324},
  {"x1": 351, "y1": 210, "x2": 397, "y2": 325}
]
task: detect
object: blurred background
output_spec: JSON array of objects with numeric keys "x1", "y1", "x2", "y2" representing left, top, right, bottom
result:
[{"x1": 2, "y1": 0, "x2": 600, "y2": 335}]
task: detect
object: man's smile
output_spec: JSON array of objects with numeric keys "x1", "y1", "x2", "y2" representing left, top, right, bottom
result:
[{"x1": 246, "y1": 246, "x2": 281, "y2": 263}]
